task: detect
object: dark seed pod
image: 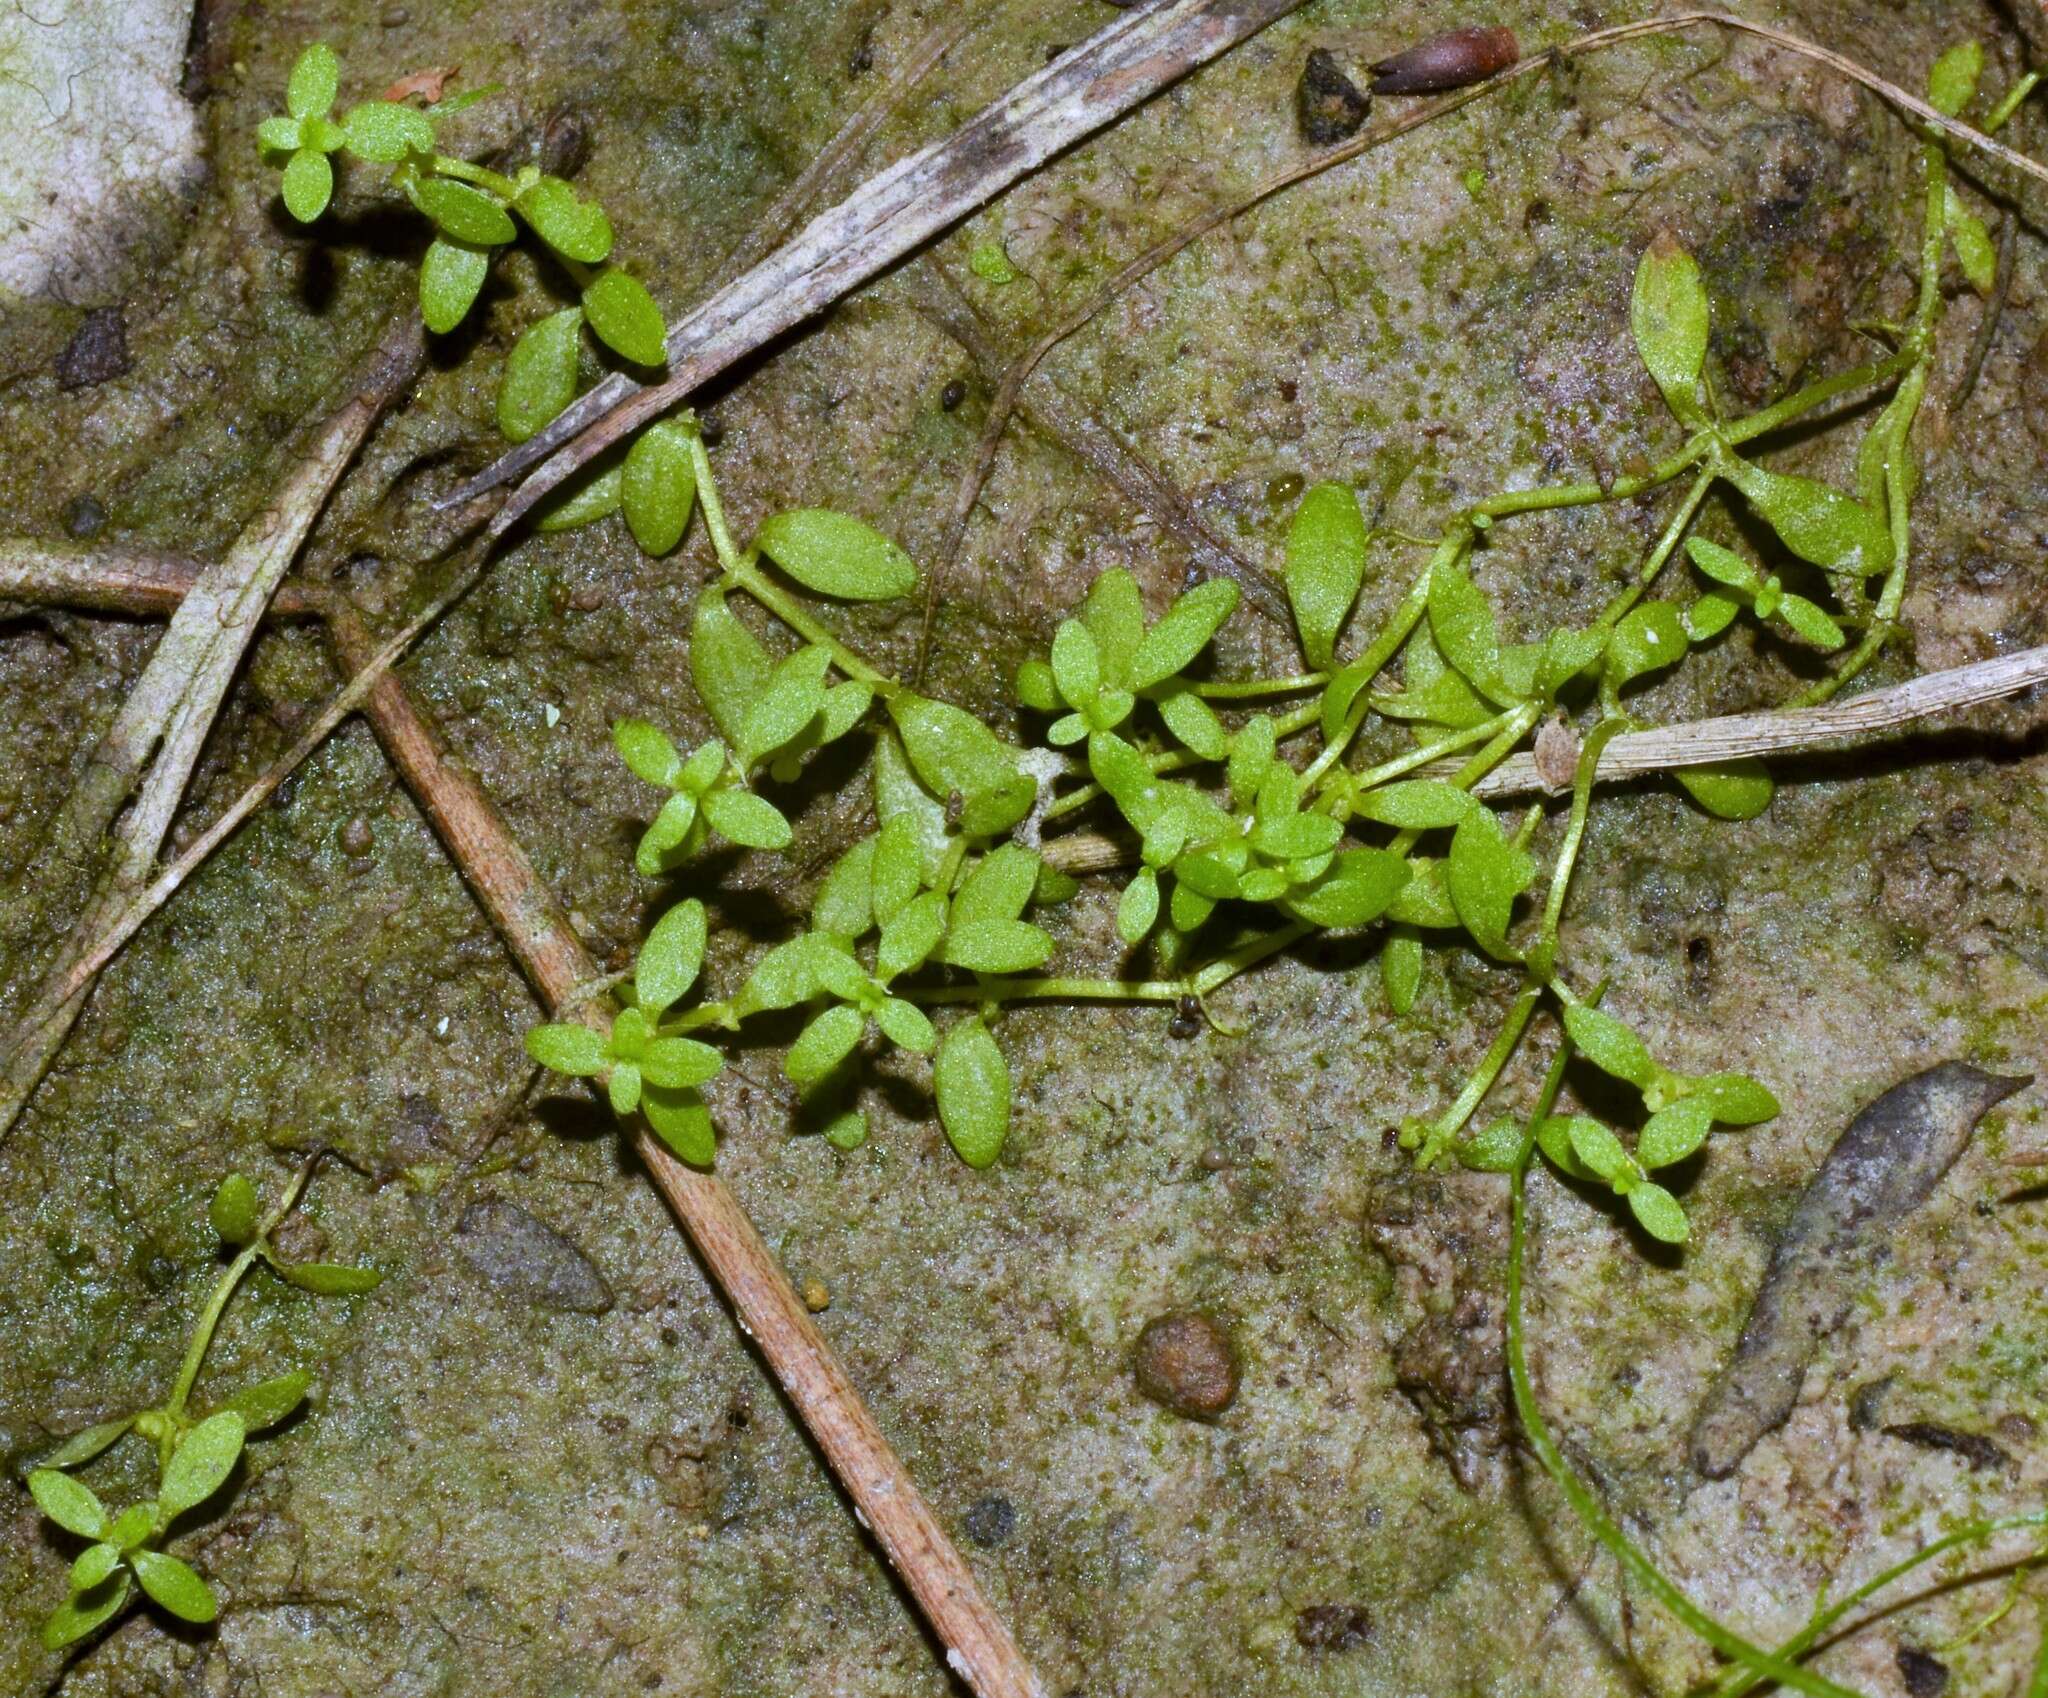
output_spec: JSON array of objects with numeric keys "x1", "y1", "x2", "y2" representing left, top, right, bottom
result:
[{"x1": 1370, "y1": 26, "x2": 1519, "y2": 95}]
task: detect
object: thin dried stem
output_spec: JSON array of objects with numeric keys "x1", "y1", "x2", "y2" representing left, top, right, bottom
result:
[{"x1": 438, "y1": 0, "x2": 1307, "y2": 531}]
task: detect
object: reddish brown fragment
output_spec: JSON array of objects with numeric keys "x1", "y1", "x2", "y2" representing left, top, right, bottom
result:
[
  {"x1": 381, "y1": 65, "x2": 459, "y2": 104},
  {"x1": 1371, "y1": 26, "x2": 1519, "y2": 95}
]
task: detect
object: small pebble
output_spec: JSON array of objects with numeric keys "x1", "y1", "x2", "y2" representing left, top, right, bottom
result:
[
  {"x1": 455, "y1": 1200, "x2": 614, "y2": 1314},
  {"x1": 1896, "y1": 1647, "x2": 1949, "y2": 1698},
  {"x1": 63, "y1": 494, "x2": 106, "y2": 538},
  {"x1": 941, "y1": 378, "x2": 968, "y2": 411},
  {"x1": 55, "y1": 307, "x2": 130, "y2": 392},
  {"x1": 1295, "y1": 48, "x2": 1370, "y2": 146},
  {"x1": 962, "y1": 1493, "x2": 1016, "y2": 1547},
  {"x1": 1133, "y1": 1310, "x2": 1238, "y2": 1419},
  {"x1": 802, "y1": 1278, "x2": 830, "y2": 1312},
  {"x1": 338, "y1": 814, "x2": 375, "y2": 857},
  {"x1": 1295, "y1": 1604, "x2": 1372, "y2": 1653}
]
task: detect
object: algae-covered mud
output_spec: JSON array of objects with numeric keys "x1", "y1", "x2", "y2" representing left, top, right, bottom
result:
[{"x1": 4, "y1": 3, "x2": 2048, "y2": 1695}]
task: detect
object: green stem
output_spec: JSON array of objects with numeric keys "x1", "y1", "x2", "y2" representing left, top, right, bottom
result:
[
  {"x1": 1192, "y1": 672, "x2": 1327, "y2": 699},
  {"x1": 1191, "y1": 921, "x2": 1313, "y2": 997},
  {"x1": 1719, "y1": 350, "x2": 1914, "y2": 447},
  {"x1": 727, "y1": 560, "x2": 891, "y2": 688},
  {"x1": 1986, "y1": 70, "x2": 2041, "y2": 135},
  {"x1": 1593, "y1": 464, "x2": 1717, "y2": 638},
  {"x1": 1304, "y1": 552, "x2": 1451, "y2": 788},
  {"x1": 1473, "y1": 441, "x2": 1705, "y2": 520},
  {"x1": 907, "y1": 976, "x2": 1186, "y2": 1006},
  {"x1": 1415, "y1": 977, "x2": 1543, "y2": 1166},
  {"x1": 685, "y1": 430, "x2": 745, "y2": 575},
  {"x1": 428, "y1": 155, "x2": 519, "y2": 198},
  {"x1": 1506, "y1": 1052, "x2": 1868, "y2": 1698},
  {"x1": 1349, "y1": 710, "x2": 1517, "y2": 795},
  {"x1": 165, "y1": 1161, "x2": 316, "y2": 1423},
  {"x1": 1532, "y1": 717, "x2": 1623, "y2": 974}
]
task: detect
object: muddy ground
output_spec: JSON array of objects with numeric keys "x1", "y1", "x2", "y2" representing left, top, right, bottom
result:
[{"x1": 2, "y1": 1, "x2": 2047, "y2": 1694}]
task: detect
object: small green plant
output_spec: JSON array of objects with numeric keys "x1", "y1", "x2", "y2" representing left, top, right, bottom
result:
[{"x1": 25, "y1": 1162, "x2": 380, "y2": 1651}]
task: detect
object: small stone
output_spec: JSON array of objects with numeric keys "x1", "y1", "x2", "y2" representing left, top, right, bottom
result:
[
  {"x1": 379, "y1": 7, "x2": 410, "y2": 25},
  {"x1": 455, "y1": 1200, "x2": 614, "y2": 1314},
  {"x1": 802, "y1": 1278, "x2": 830, "y2": 1312},
  {"x1": 62, "y1": 494, "x2": 106, "y2": 538},
  {"x1": 1294, "y1": 1603, "x2": 1372, "y2": 1652},
  {"x1": 1532, "y1": 713, "x2": 1579, "y2": 792},
  {"x1": 1295, "y1": 49, "x2": 1370, "y2": 147},
  {"x1": 1896, "y1": 1647, "x2": 1948, "y2": 1698},
  {"x1": 962, "y1": 1493, "x2": 1016, "y2": 1548},
  {"x1": 1133, "y1": 1310, "x2": 1238, "y2": 1419},
  {"x1": 55, "y1": 307, "x2": 130, "y2": 391},
  {"x1": 338, "y1": 814, "x2": 375, "y2": 857},
  {"x1": 940, "y1": 378, "x2": 968, "y2": 411}
]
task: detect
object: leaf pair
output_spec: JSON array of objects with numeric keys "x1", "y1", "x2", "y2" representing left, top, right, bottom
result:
[
  {"x1": 1686, "y1": 538, "x2": 1845, "y2": 650},
  {"x1": 690, "y1": 591, "x2": 872, "y2": 789},
  {"x1": 615, "y1": 712, "x2": 795, "y2": 874}
]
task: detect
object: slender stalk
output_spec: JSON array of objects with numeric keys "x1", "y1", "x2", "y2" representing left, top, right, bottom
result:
[{"x1": 1193, "y1": 672, "x2": 1326, "y2": 699}]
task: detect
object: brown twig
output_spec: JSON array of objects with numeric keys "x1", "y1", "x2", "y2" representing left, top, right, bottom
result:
[
  {"x1": 436, "y1": 0, "x2": 1309, "y2": 532},
  {"x1": 3, "y1": 548, "x2": 1047, "y2": 1698}
]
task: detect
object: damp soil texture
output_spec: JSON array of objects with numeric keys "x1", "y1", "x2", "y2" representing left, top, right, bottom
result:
[{"x1": 4, "y1": 3, "x2": 2048, "y2": 1696}]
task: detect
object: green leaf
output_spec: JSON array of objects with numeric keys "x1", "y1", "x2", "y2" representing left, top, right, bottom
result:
[
  {"x1": 1630, "y1": 232, "x2": 1709, "y2": 420},
  {"x1": 1944, "y1": 186, "x2": 1997, "y2": 293},
  {"x1": 132, "y1": 1550, "x2": 217, "y2": 1624},
  {"x1": 1562, "y1": 1004, "x2": 1658, "y2": 1088},
  {"x1": 934, "y1": 1019, "x2": 1009, "y2": 1167},
  {"x1": 70, "y1": 1541, "x2": 121, "y2": 1595},
  {"x1": 281, "y1": 147, "x2": 334, "y2": 222},
  {"x1": 1638, "y1": 1097, "x2": 1714, "y2": 1168},
  {"x1": 1445, "y1": 807, "x2": 1532, "y2": 958},
  {"x1": 411, "y1": 177, "x2": 515, "y2": 245},
  {"x1": 871, "y1": 817, "x2": 925, "y2": 923},
  {"x1": 1385, "y1": 857, "x2": 1458, "y2": 928},
  {"x1": 952, "y1": 846, "x2": 1039, "y2": 927},
  {"x1": 739, "y1": 645, "x2": 831, "y2": 767},
  {"x1": 44, "y1": 1572, "x2": 129, "y2": 1651},
  {"x1": 341, "y1": 100, "x2": 434, "y2": 161},
  {"x1": 1685, "y1": 593, "x2": 1740, "y2": 641},
  {"x1": 1928, "y1": 39, "x2": 1984, "y2": 116},
  {"x1": 822, "y1": 1108, "x2": 868, "y2": 1151},
  {"x1": 1460, "y1": 1118, "x2": 1526, "y2": 1172},
  {"x1": 1690, "y1": 1072, "x2": 1780, "y2": 1125},
  {"x1": 1016, "y1": 659, "x2": 1059, "y2": 711},
  {"x1": 788, "y1": 1005, "x2": 864, "y2": 1084},
  {"x1": 641, "y1": 1037, "x2": 723, "y2": 1089},
  {"x1": 1354, "y1": 779, "x2": 1473, "y2": 830},
  {"x1": 1118, "y1": 867, "x2": 1160, "y2": 945},
  {"x1": 1134, "y1": 579, "x2": 1240, "y2": 688},
  {"x1": 1606, "y1": 601, "x2": 1687, "y2": 689},
  {"x1": 691, "y1": 588, "x2": 774, "y2": 749},
  {"x1": 419, "y1": 237, "x2": 489, "y2": 333},
  {"x1": 1676, "y1": 758, "x2": 1774, "y2": 820},
  {"x1": 582, "y1": 269, "x2": 667, "y2": 365},
  {"x1": 644, "y1": 1089, "x2": 715, "y2": 1165},
  {"x1": 743, "y1": 934, "x2": 842, "y2": 1012},
  {"x1": 878, "y1": 889, "x2": 948, "y2": 979},
  {"x1": 1566, "y1": 1118, "x2": 1635, "y2": 1186},
  {"x1": 969, "y1": 242, "x2": 1019, "y2": 283},
  {"x1": 159, "y1": 1412, "x2": 245, "y2": 1520},
  {"x1": 621, "y1": 420, "x2": 697, "y2": 555},
  {"x1": 1252, "y1": 810, "x2": 1342, "y2": 862},
  {"x1": 286, "y1": 43, "x2": 340, "y2": 120},
  {"x1": 1533, "y1": 1114, "x2": 1591, "y2": 1179},
  {"x1": 280, "y1": 1262, "x2": 384, "y2": 1296},
  {"x1": 1081, "y1": 570, "x2": 1145, "y2": 686},
  {"x1": 756, "y1": 509, "x2": 918, "y2": 601},
  {"x1": 813, "y1": 837, "x2": 877, "y2": 939},
  {"x1": 874, "y1": 730, "x2": 952, "y2": 878},
  {"x1": 701, "y1": 788, "x2": 792, "y2": 850},
  {"x1": 1720, "y1": 457, "x2": 1892, "y2": 576},
  {"x1": 257, "y1": 115, "x2": 303, "y2": 153},
  {"x1": 1226, "y1": 713, "x2": 1277, "y2": 809},
  {"x1": 1169, "y1": 880, "x2": 1216, "y2": 933},
  {"x1": 614, "y1": 718, "x2": 682, "y2": 788},
  {"x1": 1686, "y1": 538, "x2": 1759, "y2": 590},
  {"x1": 1050, "y1": 618, "x2": 1101, "y2": 713},
  {"x1": 1776, "y1": 592, "x2": 1845, "y2": 650},
  {"x1": 526, "y1": 1022, "x2": 607, "y2": 1076},
  {"x1": 107, "y1": 1504, "x2": 154, "y2": 1551},
  {"x1": 515, "y1": 175, "x2": 614, "y2": 263},
  {"x1": 533, "y1": 461, "x2": 622, "y2": 531},
  {"x1": 29, "y1": 1469, "x2": 107, "y2": 1539},
  {"x1": 943, "y1": 918, "x2": 1053, "y2": 976},
  {"x1": 635, "y1": 792, "x2": 698, "y2": 876},
  {"x1": 35, "y1": 1417, "x2": 134, "y2": 1471},
  {"x1": 874, "y1": 997, "x2": 935, "y2": 1052},
  {"x1": 1382, "y1": 929, "x2": 1423, "y2": 1013},
  {"x1": 1282, "y1": 848, "x2": 1410, "y2": 929},
  {"x1": 219, "y1": 1369, "x2": 311, "y2": 1432},
  {"x1": 497, "y1": 307, "x2": 584, "y2": 443},
  {"x1": 889, "y1": 694, "x2": 1030, "y2": 832},
  {"x1": 1282, "y1": 483, "x2": 1367, "y2": 669},
  {"x1": 1156, "y1": 686, "x2": 1229, "y2": 760},
  {"x1": 208, "y1": 1173, "x2": 259, "y2": 1246},
  {"x1": 1628, "y1": 1182, "x2": 1689, "y2": 1244},
  {"x1": 1428, "y1": 559, "x2": 1514, "y2": 704},
  {"x1": 1377, "y1": 621, "x2": 1495, "y2": 731}
]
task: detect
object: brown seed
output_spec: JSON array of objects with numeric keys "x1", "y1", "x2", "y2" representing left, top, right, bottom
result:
[
  {"x1": 1295, "y1": 48, "x2": 1370, "y2": 146},
  {"x1": 1133, "y1": 1310, "x2": 1238, "y2": 1419},
  {"x1": 338, "y1": 814, "x2": 375, "y2": 857},
  {"x1": 1531, "y1": 713, "x2": 1578, "y2": 792},
  {"x1": 941, "y1": 378, "x2": 968, "y2": 411},
  {"x1": 1371, "y1": 26, "x2": 1519, "y2": 95}
]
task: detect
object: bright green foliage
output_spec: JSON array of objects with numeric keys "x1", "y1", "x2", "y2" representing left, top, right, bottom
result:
[
  {"x1": 419, "y1": 238, "x2": 488, "y2": 332},
  {"x1": 498, "y1": 308, "x2": 585, "y2": 443},
  {"x1": 935, "y1": 1018, "x2": 1009, "y2": 1167},
  {"x1": 28, "y1": 1167, "x2": 375, "y2": 1650},
  {"x1": 756, "y1": 509, "x2": 919, "y2": 601},
  {"x1": 1631, "y1": 233, "x2": 1710, "y2": 422},
  {"x1": 622, "y1": 421, "x2": 698, "y2": 555},
  {"x1": 1944, "y1": 185, "x2": 1997, "y2": 293},
  {"x1": 516, "y1": 175, "x2": 614, "y2": 263},
  {"x1": 582, "y1": 269, "x2": 668, "y2": 365},
  {"x1": 1927, "y1": 39, "x2": 1984, "y2": 116},
  {"x1": 1283, "y1": 482, "x2": 1369, "y2": 668},
  {"x1": 969, "y1": 242, "x2": 1020, "y2": 283}
]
